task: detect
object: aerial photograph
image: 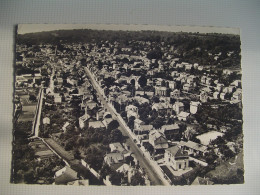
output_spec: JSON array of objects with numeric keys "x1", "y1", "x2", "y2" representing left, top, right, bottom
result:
[{"x1": 12, "y1": 24, "x2": 243, "y2": 186}]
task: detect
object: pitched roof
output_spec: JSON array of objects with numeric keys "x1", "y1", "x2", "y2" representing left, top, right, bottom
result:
[
  {"x1": 161, "y1": 124, "x2": 179, "y2": 131},
  {"x1": 55, "y1": 166, "x2": 78, "y2": 184},
  {"x1": 116, "y1": 163, "x2": 131, "y2": 173},
  {"x1": 166, "y1": 145, "x2": 183, "y2": 157},
  {"x1": 88, "y1": 121, "x2": 105, "y2": 129},
  {"x1": 140, "y1": 125, "x2": 153, "y2": 131},
  {"x1": 178, "y1": 111, "x2": 190, "y2": 118},
  {"x1": 105, "y1": 152, "x2": 124, "y2": 164},
  {"x1": 179, "y1": 141, "x2": 207, "y2": 153},
  {"x1": 79, "y1": 114, "x2": 90, "y2": 122}
]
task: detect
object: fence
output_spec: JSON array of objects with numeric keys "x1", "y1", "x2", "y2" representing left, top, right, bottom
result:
[
  {"x1": 189, "y1": 157, "x2": 208, "y2": 166},
  {"x1": 81, "y1": 159, "x2": 101, "y2": 180}
]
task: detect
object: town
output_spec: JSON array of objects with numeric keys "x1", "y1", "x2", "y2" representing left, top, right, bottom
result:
[{"x1": 12, "y1": 29, "x2": 244, "y2": 186}]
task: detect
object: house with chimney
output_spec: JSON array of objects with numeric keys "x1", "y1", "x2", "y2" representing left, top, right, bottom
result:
[{"x1": 149, "y1": 130, "x2": 169, "y2": 154}]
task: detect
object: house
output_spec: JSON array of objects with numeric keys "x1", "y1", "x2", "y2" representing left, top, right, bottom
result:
[
  {"x1": 104, "y1": 152, "x2": 124, "y2": 166},
  {"x1": 54, "y1": 166, "x2": 78, "y2": 185},
  {"x1": 57, "y1": 77, "x2": 63, "y2": 85},
  {"x1": 54, "y1": 93, "x2": 62, "y2": 103},
  {"x1": 164, "y1": 146, "x2": 189, "y2": 171},
  {"x1": 116, "y1": 163, "x2": 131, "y2": 174},
  {"x1": 173, "y1": 101, "x2": 184, "y2": 114},
  {"x1": 86, "y1": 100, "x2": 97, "y2": 111},
  {"x1": 67, "y1": 78, "x2": 78, "y2": 86},
  {"x1": 201, "y1": 76, "x2": 207, "y2": 84},
  {"x1": 232, "y1": 90, "x2": 242, "y2": 101},
  {"x1": 171, "y1": 89, "x2": 180, "y2": 99},
  {"x1": 133, "y1": 125, "x2": 153, "y2": 141},
  {"x1": 183, "y1": 83, "x2": 191, "y2": 91},
  {"x1": 96, "y1": 109, "x2": 105, "y2": 120},
  {"x1": 88, "y1": 121, "x2": 106, "y2": 130},
  {"x1": 134, "y1": 118, "x2": 145, "y2": 129},
  {"x1": 155, "y1": 86, "x2": 167, "y2": 96},
  {"x1": 231, "y1": 80, "x2": 242, "y2": 88},
  {"x1": 135, "y1": 91, "x2": 145, "y2": 96},
  {"x1": 126, "y1": 105, "x2": 139, "y2": 119},
  {"x1": 109, "y1": 142, "x2": 127, "y2": 154},
  {"x1": 205, "y1": 77, "x2": 212, "y2": 85},
  {"x1": 62, "y1": 122, "x2": 70, "y2": 132},
  {"x1": 149, "y1": 130, "x2": 168, "y2": 154},
  {"x1": 168, "y1": 81, "x2": 176, "y2": 89},
  {"x1": 220, "y1": 92, "x2": 227, "y2": 100},
  {"x1": 43, "y1": 117, "x2": 50, "y2": 125},
  {"x1": 190, "y1": 101, "x2": 200, "y2": 114},
  {"x1": 193, "y1": 63, "x2": 199, "y2": 69},
  {"x1": 198, "y1": 66, "x2": 204, "y2": 71},
  {"x1": 79, "y1": 114, "x2": 91, "y2": 129},
  {"x1": 152, "y1": 102, "x2": 172, "y2": 115},
  {"x1": 213, "y1": 92, "x2": 220, "y2": 99},
  {"x1": 200, "y1": 91, "x2": 208, "y2": 103},
  {"x1": 161, "y1": 124, "x2": 180, "y2": 140},
  {"x1": 177, "y1": 111, "x2": 190, "y2": 121},
  {"x1": 126, "y1": 105, "x2": 138, "y2": 113},
  {"x1": 216, "y1": 83, "x2": 224, "y2": 92},
  {"x1": 223, "y1": 69, "x2": 233, "y2": 75},
  {"x1": 134, "y1": 96, "x2": 149, "y2": 105},
  {"x1": 179, "y1": 141, "x2": 208, "y2": 156}
]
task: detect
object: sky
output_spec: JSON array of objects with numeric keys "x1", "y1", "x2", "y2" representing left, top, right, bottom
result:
[{"x1": 17, "y1": 24, "x2": 240, "y2": 35}]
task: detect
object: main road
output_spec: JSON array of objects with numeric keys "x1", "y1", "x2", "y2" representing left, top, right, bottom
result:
[{"x1": 84, "y1": 67, "x2": 169, "y2": 186}]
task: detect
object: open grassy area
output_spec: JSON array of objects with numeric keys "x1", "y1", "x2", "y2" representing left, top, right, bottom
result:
[{"x1": 206, "y1": 151, "x2": 244, "y2": 184}]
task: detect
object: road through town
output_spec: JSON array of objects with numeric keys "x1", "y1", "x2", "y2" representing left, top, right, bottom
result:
[{"x1": 84, "y1": 67, "x2": 168, "y2": 185}]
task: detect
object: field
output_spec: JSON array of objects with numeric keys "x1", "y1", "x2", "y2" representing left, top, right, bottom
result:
[
  {"x1": 17, "y1": 93, "x2": 37, "y2": 122},
  {"x1": 206, "y1": 151, "x2": 244, "y2": 184}
]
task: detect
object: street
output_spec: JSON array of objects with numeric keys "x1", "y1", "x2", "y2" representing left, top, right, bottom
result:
[{"x1": 84, "y1": 67, "x2": 167, "y2": 185}]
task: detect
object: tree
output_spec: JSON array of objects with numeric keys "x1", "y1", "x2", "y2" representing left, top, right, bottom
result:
[
  {"x1": 130, "y1": 171, "x2": 145, "y2": 186},
  {"x1": 100, "y1": 163, "x2": 112, "y2": 179},
  {"x1": 107, "y1": 120, "x2": 119, "y2": 131},
  {"x1": 29, "y1": 94, "x2": 37, "y2": 102},
  {"x1": 138, "y1": 76, "x2": 147, "y2": 88},
  {"x1": 24, "y1": 170, "x2": 35, "y2": 184},
  {"x1": 109, "y1": 129, "x2": 123, "y2": 143},
  {"x1": 109, "y1": 170, "x2": 124, "y2": 185},
  {"x1": 73, "y1": 149, "x2": 81, "y2": 159},
  {"x1": 127, "y1": 116, "x2": 135, "y2": 130},
  {"x1": 125, "y1": 156, "x2": 135, "y2": 166},
  {"x1": 151, "y1": 118, "x2": 164, "y2": 129},
  {"x1": 147, "y1": 48, "x2": 163, "y2": 60},
  {"x1": 64, "y1": 140, "x2": 73, "y2": 151}
]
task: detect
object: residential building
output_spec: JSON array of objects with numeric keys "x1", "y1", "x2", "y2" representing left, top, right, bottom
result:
[
  {"x1": 149, "y1": 130, "x2": 168, "y2": 154},
  {"x1": 54, "y1": 166, "x2": 78, "y2": 185},
  {"x1": 155, "y1": 86, "x2": 167, "y2": 96},
  {"x1": 164, "y1": 146, "x2": 189, "y2": 171},
  {"x1": 190, "y1": 101, "x2": 200, "y2": 114},
  {"x1": 177, "y1": 111, "x2": 190, "y2": 121},
  {"x1": 161, "y1": 124, "x2": 180, "y2": 140},
  {"x1": 79, "y1": 113, "x2": 91, "y2": 129},
  {"x1": 173, "y1": 101, "x2": 184, "y2": 114}
]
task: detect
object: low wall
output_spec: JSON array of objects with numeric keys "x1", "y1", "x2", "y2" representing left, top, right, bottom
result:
[
  {"x1": 81, "y1": 159, "x2": 101, "y2": 179},
  {"x1": 189, "y1": 157, "x2": 208, "y2": 166}
]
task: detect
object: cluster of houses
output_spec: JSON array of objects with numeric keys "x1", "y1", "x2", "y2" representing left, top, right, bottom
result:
[
  {"x1": 15, "y1": 38, "x2": 241, "y2": 185},
  {"x1": 77, "y1": 40, "x2": 241, "y2": 179}
]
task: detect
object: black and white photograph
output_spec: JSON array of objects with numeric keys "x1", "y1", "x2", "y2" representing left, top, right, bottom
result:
[{"x1": 12, "y1": 24, "x2": 243, "y2": 186}]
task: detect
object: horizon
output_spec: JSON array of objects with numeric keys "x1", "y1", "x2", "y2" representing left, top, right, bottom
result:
[{"x1": 17, "y1": 24, "x2": 240, "y2": 35}]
